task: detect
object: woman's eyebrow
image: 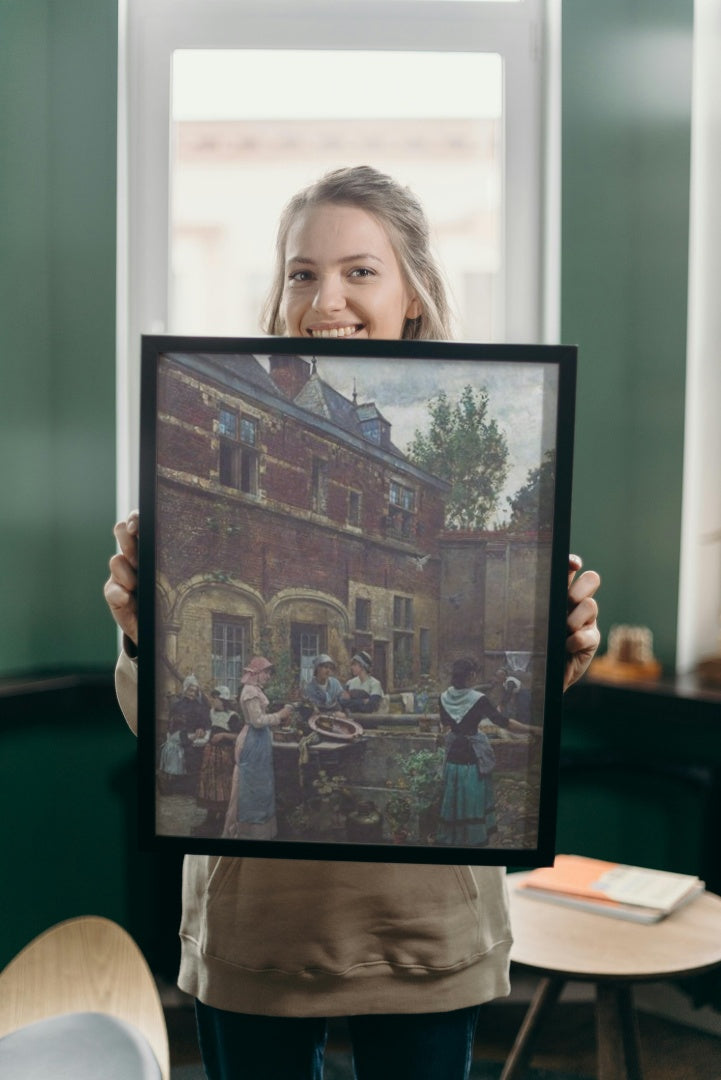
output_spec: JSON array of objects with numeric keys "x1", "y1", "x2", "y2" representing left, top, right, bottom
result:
[
  {"x1": 286, "y1": 253, "x2": 384, "y2": 266},
  {"x1": 338, "y1": 253, "x2": 384, "y2": 264}
]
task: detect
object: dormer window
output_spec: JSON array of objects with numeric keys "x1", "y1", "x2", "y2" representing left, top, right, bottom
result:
[
  {"x1": 362, "y1": 417, "x2": 381, "y2": 444},
  {"x1": 356, "y1": 402, "x2": 390, "y2": 447}
]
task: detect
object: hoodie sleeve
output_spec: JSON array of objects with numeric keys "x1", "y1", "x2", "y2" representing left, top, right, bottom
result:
[{"x1": 115, "y1": 647, "x2": 139, "y2": 736}]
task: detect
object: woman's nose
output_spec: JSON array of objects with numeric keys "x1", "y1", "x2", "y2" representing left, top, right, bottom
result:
[{"x1": 312, "y1": 274, "x2": 345, "y2": 314}]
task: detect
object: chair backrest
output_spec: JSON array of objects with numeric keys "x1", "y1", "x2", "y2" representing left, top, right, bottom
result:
[{"x1": 0, "y1": 915, "x2": 170, "y2": 1080}]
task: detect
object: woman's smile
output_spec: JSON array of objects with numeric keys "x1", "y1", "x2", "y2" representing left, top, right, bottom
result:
[{"x1": 306, "y1": 323, "x2": 364, "y2": 339}]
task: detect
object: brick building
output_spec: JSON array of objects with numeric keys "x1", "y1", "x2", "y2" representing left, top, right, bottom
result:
[{"x1": 154, "y1": 350, "x2": 451, "y2": 704}]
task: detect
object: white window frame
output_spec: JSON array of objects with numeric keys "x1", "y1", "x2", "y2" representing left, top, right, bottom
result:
[
  {"x1": 117, "y1": 0, "x2": 558, "y2": 512},
  {"x1": 677, "y1": 0, "x2": 721, "y2": 675}
]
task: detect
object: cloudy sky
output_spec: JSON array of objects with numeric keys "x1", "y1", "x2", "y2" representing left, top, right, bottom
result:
[{"x1": 311, "y1": 354, "x2": 559, "y2": 525}]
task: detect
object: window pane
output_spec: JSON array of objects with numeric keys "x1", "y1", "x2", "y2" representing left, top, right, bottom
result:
[
  {"x1": 218, "y1": 408, "x2": 237, "y2": 437},
  {"x1": 355, "y1": 597, "x2": 371, "y2": 630},
  {"x1": 170, "y1": 49, "x2": 502, "y2": 340},
  {"x1": 348, "y1": 491, "x2": 361, "y2": 527},
  {"x1": 312, "y1": 458, "x2": 328, "y2": 514},
  {"x1": 212, "y1": 616, "x2": 250, "y2": 699},
  {"x1": 240, "y1": 416, "x2": 256, "y2": 445},
  {"x1": 419, "y1": 628, "x2": 431, "y2": 674},
  {"x1": 218, "y1": 439, "x2": 238, "y2": 487}
]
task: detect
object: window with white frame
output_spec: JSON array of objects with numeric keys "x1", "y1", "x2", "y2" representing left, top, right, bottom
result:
[
  {"x1": 118, "y1": 0, "x2": 556, "y2": 511},
  {"x1": 212, "y1": 615, "x2": 252, "y2": 699}
]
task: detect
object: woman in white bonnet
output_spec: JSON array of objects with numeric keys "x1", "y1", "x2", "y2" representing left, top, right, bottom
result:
[
  {"x1": 344, "y1": 650, "x2": 384, "y2": 714},
  {"x1": 223, "y1": 657, "x2": 293, "y2": 840}
]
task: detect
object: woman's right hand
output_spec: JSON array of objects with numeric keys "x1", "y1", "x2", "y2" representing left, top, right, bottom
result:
[
  {"x1": 104, "y1": 510, "x2": 139, "y2": 646},
  {"x1": 277, "y1": 705, "x2": 295, "y2": 725}
]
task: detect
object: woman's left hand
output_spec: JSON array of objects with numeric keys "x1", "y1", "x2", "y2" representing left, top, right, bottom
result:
[{"x1": 564, "y1": 554, "x2": 601, "y2": 691}]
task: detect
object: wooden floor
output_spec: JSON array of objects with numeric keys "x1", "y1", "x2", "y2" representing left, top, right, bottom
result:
[
  {"x1": 474, "y1": 999, "x2": 721, "y2": 1079},
  {"x1": 166, "y1": 993, "x2": 721, "y2": 1079}
]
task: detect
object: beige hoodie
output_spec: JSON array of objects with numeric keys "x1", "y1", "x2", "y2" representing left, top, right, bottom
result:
[{"x1": 117, "y1": 651, "x2": 512, "y2": 1016}]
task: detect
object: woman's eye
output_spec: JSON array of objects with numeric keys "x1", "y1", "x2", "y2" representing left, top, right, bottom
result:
[
  {"x1": 288, "y1": 269, "x2": 313, "y2": 283},
  {"x1": 349, "y1": 267, "x2": 375, "y2": 279}
]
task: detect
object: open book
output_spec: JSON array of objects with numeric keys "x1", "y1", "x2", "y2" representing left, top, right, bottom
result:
[{"x1": 515, "y1": 854, "x2": 705, "y2": 923}]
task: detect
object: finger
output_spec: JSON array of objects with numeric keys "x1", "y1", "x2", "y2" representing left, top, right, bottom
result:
[
  {"x1": 103, "y1": 579, "x2": 139, "y2": 642},
  {"x1": 568, "y1": 568, "x2": 601, "y2": 607},
  {"x1": 567, "y1": 553, "x2": 583, "y2": 589},
  {"x1": 103, "y1": 577, "x2": 132, "y2": 614},
  {"x1": 566, "y1": 594, "x2": 599, "y2": 634},
  {"x1": 113, "y1": 511, "x2": 140, "y2": 567},
  {"x1": 566, "y1": 623, "x2": 601, "y2": 657},
  {"x1": 113, "y1": 525, "x2": 138, "y2": 567},
  {"x1": 107, "y1": 552, "x2": 138, "y2": 592}
]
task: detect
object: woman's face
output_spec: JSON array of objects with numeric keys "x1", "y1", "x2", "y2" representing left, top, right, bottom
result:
[
  {"x1": 315, "y1": 662, "x2": 333, "y2": 683},
  {"x1": 281, "y1": 203, "x2": 421, "y2": 341}
]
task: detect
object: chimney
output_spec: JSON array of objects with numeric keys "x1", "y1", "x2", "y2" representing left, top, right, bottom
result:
[{"x1": 268, "y1": 354, "x2": 312, "y2": 400}]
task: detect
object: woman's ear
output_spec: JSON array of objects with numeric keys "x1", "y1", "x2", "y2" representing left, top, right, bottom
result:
[{"x1": 406, "y1": 296, "x2": 423, "y2": 320}]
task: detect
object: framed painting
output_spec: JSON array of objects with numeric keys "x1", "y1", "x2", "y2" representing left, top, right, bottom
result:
[{"x1": 138, "y1": 335, "x2": 576, "y2": 865}]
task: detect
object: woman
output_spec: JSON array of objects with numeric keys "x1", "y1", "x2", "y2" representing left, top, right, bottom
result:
[
  {"x1": 223, "y1": 658, "x2": 293, "y2": 840},
  {"x1": 344, "y1": 650, "x2": 384, "y2": 714},
  {"x1": 166, "y1": 673, "x2": 210, "y2": 793},
  {"x1": 105, "y1": 166, "x2": 601, "y2": 1080},
  {"x1": 301, "y1": 653, "x2": 347, "y2": 714},
  {"x1": 193, "y1": 687, "x2": 241, "y2": 837},
  {"x1": 438, "y1": 657, "x2": 539, "y2": 847}
]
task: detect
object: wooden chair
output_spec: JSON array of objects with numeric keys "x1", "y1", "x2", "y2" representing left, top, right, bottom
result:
[{"x1": 0, "y1": 915, "x2": 169, "y2": 1079}]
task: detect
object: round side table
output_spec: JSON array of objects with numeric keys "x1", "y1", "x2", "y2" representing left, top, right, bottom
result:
[{"x1": 502, "y1": 872, "x2": 721, "y2": 1080}]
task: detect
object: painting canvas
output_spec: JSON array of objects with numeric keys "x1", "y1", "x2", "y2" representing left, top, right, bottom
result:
[{"x1": 138, "y1": 335, "x2": 576, "y2": 865}]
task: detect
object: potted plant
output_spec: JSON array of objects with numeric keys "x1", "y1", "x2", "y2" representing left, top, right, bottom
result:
[{"x1": 384, "y1": 792, "x2": 413, "y2": 843}]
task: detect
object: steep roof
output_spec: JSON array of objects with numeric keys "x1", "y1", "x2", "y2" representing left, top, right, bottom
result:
[
  {"x1": 165, "y1": 352, "x2": 283, "y2": 399},
  {"x1": 294, "y1": 373, "x2": 405, "y2": 456},
  {"x1": 294, "y1": 373, "x2": 364, "y2": 433}
]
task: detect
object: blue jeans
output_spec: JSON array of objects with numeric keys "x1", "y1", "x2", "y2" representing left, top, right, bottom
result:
[{"x1": 195, "y1": 1000, "x2": 481, "y2": 1080}]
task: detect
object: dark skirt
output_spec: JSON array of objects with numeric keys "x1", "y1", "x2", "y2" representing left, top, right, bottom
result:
[
  {"x1": 437, "y1": 763, "x2": 496, "y2": 846},
  {"x1": 197, "y1": 740, "x2": 235, "y2": 809}
]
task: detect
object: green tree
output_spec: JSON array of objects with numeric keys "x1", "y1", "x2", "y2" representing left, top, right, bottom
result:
[
  {"x1": 407, "y1": 385, "x2": 509, "y2": 529},
  {"x1": 506, "y1": 449, "x2": 556, "y2": 532}
]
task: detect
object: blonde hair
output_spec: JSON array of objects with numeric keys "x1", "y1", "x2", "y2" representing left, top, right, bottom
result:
[{"x1": 262, "y1": 165, "x2": 454, "y2": 341}]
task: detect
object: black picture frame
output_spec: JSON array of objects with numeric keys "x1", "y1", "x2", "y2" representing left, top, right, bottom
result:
[{"x1": 138, "y1": 335, "x2": 576, "y2": 866}]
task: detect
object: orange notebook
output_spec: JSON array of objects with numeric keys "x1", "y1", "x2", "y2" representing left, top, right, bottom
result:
[{"x1": 516, "y1": 854, "x2": 704, "y2": 923}]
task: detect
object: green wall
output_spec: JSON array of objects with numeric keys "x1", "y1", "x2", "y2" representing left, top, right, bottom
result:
[
  {"x1": 0, "y1": 0, "x2": 118, "y2": 675},
  {"x1": 0, "y1": 0, "x2": 134, "y2": 972},
  {"x1": 0, "y1": 1, "x2": 693, "y2": 677},
  {"x1": 562, "y1": 0, "x2": 693, "y2": 670}
]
